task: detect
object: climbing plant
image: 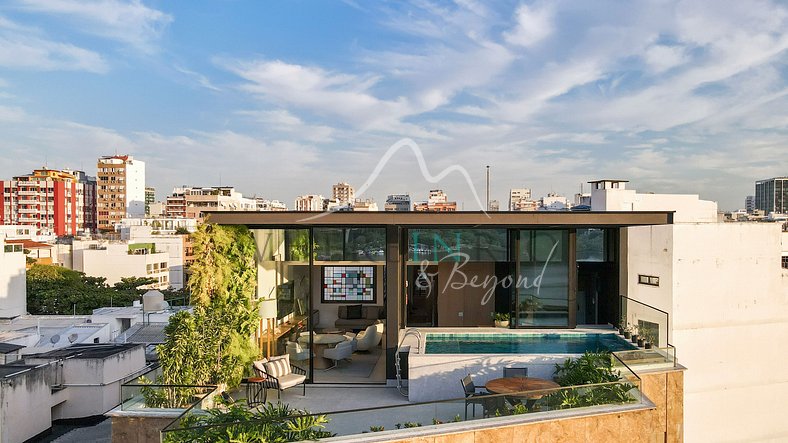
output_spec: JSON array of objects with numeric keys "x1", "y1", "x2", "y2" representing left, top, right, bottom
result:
[{"x1": 155, "y1": 224, "x2": 259, "y2": 394}]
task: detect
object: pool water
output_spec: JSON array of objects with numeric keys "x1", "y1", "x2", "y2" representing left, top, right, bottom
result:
[{"x1": 425, "y1": 333, "x2": 636, "y2": 354}]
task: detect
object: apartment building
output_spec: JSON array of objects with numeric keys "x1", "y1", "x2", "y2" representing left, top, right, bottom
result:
[
  {"x1": 509, "y1": 187, "x2": 532, "y2": 210},
  {"x1": 352, "y1": 198, "x2": 378, "y2": 211},
  {"x1": 541, "y1": 193, "x2": 570, "y2": 210},
  {"x1": 0, "y1": 168, "x2": 95, "y2": 236},
  {"x1": 144, "y1": 186, "x2": 155, "y2": 215},
  {"x1": 96, "y1": 155, "x2": 146, "y2": 231},
  {"x1": 755, "y1": 176, "x2": 788, "y2": 215},
  {"x1": 384, "y1": 194, "x2": 411, "y2": 211},
  {"x1": 294, "y1": 194, "x2": 325, "y2": 211},
  {"x1": 332, "y1": 182, "x2": 355, "y2": 205},
  {"x1": 255, "y1": 198, "x2": 287, "y2": 211},
  {"x1": 164, "y1": 186, "x2": 256, "y2": 220},
  {"x1": 413, "y1": 189, "x2": 457, "y2": 212}
]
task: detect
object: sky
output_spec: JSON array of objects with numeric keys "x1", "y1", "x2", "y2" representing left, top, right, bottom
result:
[{"x1": 0, "y1": 0, "x2": 786, "y2": 211}]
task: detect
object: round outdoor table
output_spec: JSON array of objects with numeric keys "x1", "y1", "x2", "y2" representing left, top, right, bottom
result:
[
  {"x1": 485, "y1": 377, "x2": 560, "y2": 399},
  {"x1": 298, "y1": 334, "x2": 348, "y2": 369}
]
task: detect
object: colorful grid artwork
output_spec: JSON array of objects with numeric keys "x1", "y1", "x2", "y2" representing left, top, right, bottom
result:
[{"x1": 322, "y1": 266, "x2": 375, "y2": 302}]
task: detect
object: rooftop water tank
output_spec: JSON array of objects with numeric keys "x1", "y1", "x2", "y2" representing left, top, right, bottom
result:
[{"x1": 143, "y1": 290, "x2": 165, "y2": 312}]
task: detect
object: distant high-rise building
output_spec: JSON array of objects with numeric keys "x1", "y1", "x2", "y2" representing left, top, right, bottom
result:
[
  {"x1": 0, "y1": 168, "x2": 95, "y2": 236},
  {"x1": 541, "y1": 193, "x2": 570, "y2": 211},
  {"x1": 96, "y1": 155, "x2": 145, "y2": 231},
  {"x1": 414, "y1": 189, "x2": 457, "y2": 212},
  {"x1": 509, "y1": 188, "x2": 537, "y2": 211},
  {"x1": 256, "y1": 198, "x2": 287, "y2": 211},
  {"x1": 294, "y1": 194, "x2": 325, "y2": 211},
  {"x1": 145, "y1": 187, "x2": 155, "y2": 215},
  {"x1": 332, "y1": 182, "x2": 355, "y2": 206},
  {"x1": 745, "y1": 195, "x2": 755, "y2": 214},
  {"x1": 755, "y1": 177, "x2": 787, "y2": 215},
  {"x1": 385, "y1": 194, "x2": 411, "y2": 211}
]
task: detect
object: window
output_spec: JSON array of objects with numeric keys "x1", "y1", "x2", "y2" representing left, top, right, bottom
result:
[
  {"x1": 782, "y1": 256, "x2": 788, "y2": 269},
  {"x1": 638, "y1": 274, "x2": 660, "y2": 286},
  {"x1": 322, "y1": 265, "x2": 376, "y2": 303}
]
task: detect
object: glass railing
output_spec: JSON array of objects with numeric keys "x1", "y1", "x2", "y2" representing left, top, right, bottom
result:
[
  {"x1": 119, "y1": 366, "x2": 217, "y2": 412},
  {"x1": 160, "y1": 370, "x2": 643, "y2": 441},
  {"x1": 619, "y1": 295, "x2": 670, "y2": 348},
  {"x1": 613, "y1": 345, "x2": 677, "y2": 371}
]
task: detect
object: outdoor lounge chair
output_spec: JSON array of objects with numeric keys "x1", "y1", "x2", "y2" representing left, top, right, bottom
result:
[{"x1": 253, "y1": 355, "x2": 307, "y2": 400}]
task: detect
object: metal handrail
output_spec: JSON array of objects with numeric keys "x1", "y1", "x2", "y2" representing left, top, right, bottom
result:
[
  {"x1": 620, "y1": 294, "x2": 671, "y2": 345},
  {"x1": 395, "y1": 328, "x2": 422, "y2": 397}
]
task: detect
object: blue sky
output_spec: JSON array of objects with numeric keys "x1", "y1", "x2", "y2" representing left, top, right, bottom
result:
[{"x1": 0, "y1": 0, "x2": 786, "y2": 211}]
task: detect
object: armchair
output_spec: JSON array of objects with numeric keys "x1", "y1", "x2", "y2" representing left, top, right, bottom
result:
[
  {"x1": 322, "y1": 340, "x2": 353, "y2": 370},
  {"x1": 356, "y1": 322, "x2": 384, "y2": 352}
]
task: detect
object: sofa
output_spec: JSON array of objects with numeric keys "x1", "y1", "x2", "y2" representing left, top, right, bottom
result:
[{"x1": 335, "y1": 305, "x2": 383, "y2": 329}]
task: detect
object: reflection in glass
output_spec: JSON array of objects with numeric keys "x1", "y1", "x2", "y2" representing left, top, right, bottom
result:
[
  {"x1": 313, "y1": 227, "x2": 385, "y2": 261},
  {"x1": 408, "y1": 229, "x2": 507, "y2": 262},
  {"x1": 518, "y1": 230, "x2": 569, "y2": 327}
]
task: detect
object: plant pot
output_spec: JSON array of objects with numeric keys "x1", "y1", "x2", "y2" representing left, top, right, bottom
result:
[
  {"x1": 495, "y1": 320, "x2": 510, "y2": 328},
  {"x1": 637, "y1": 338, "x2": 645, "y2": 347},
  {"x1": 631, "y1": 334, "x2": 639, "y2": 344},
  {"x1": 645, "y1": 342, "x2": 652, "y2": 350},
  {"x1": 623, "y1": 331, "x2": 631, "y2": 339},
  {"x1": 618, "y1": 328, "x2": 625, "y2": 335}
]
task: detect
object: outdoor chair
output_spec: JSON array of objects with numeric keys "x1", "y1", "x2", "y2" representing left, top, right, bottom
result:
[
  {"x1": 503, "y1": 367, "x2": 528, "y2": 378},
  {"x1": 253, "y1": 355, "x2": 307, "y2": 400},
  {"x1": 286, "y1": 340, "x2": 311, "y2": 363},
  {"x1": 461, "y1": 375, "x2": 495, "y2": 419},
  {"x1": 322, "y1": 340, "x2": 353, "y2": 370}
]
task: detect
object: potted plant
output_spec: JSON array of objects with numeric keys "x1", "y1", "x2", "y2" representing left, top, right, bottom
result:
[
  {"x1": 493, "y1": 312, "x2": 510, "y2": 328},
  {"x1": 630, "y1": 325, "x2": 639, "y2": 344},
  {"x1": 623, "y1": 324, "x2": 632, "y2": 339},
  {"x1": 637, "y1": 336, "x2": 645, "y2": 347},
  {"x1": 618, "y1": 316, "x2": 627, "y2": 335},
  {"x1": 642, "y1": 327, "x2": 655, "y2": 350}
]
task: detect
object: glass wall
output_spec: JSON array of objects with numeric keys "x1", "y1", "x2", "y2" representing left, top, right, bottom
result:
[
  {"x1": 253, "y1": 229, "x2": 312, "y2": 378},
  {"x1": 408, "y1": 228, "x2": 507, "y2": 262},
  {"x1": 517, "y1": 230, "x2": 569, "y2": 327},
  {"x1": 312, "y1": 227, "x2": 386, "y2": 383}
]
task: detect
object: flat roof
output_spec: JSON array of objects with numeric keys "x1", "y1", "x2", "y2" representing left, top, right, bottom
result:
[
  {"x1": 207, "y1": 210, "x2": 673, "y2": 227},
  {"x1": 27, "y1": 343, "x2": 142, "y2": 360},
  {"x1": 0, "y1": 343, "x2": 24, "y2": 354}
]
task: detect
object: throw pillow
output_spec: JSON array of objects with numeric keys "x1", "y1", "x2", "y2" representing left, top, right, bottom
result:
[
  {"x1": 263, "y1": 355, "x2": 291, "y2": 378},
  {"x1": 346, "y1": 304, "x2": 363, "y2": 319},
  {"x1": 252, "y1": 359, "x2": 267, "y2": 378}
]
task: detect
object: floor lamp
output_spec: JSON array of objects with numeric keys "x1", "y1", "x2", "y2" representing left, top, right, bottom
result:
[{"x1": 259, "y1": 298, "x2": 278, "y2": 357}]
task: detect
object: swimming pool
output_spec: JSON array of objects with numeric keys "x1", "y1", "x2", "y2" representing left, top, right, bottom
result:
[{"x1": 425, "y1": 332, "x2": 636, "y2": 354}]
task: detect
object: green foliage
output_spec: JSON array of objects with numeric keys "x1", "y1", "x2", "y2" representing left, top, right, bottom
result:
[
  {"x1": 493, "y1": 312, "x2": 510, "y2": 321},
  {"x1": 163, "y1": 403, "x2": 333, "y2": 443},
  {"x1": 369, "y1": 425, "x2": 385, "y2": 432},
  {"x1": 26, "y1": 264, "x2": 143, "y2": 314},
  {"x1": 174, "y1": 226, "x2": 191, "y2": 235},
  {"x1": 544, "y1": 351, "x2": 637, "y2": 410},
  {"x1": 155, "y1": 224, "x2": 259, "y2": 389}
]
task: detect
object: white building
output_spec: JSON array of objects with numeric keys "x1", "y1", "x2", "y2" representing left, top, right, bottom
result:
[
  {"x1": 541, "y1": 193, "x2": 570, "y2": 211},
  {"x1": 0, "y1": 234, "x2": 26, "y2": 319},
  {"x1": 0, "y1": 343, "x2": 146, "y2": 443},
  {"x1": 118, "y1": 225, "x2": 186, "y2": 289},
  {"x1": 593, "y1": 179, "x2": 788, "y2": 442},
  {"x1": 509, "y1": 188, "x2": 531, "y2": 210},
  {"x1": 294, "y1": 194, "x2": 325, "y2": 211},
  {"x1": 71, "y1": 241, "x2": 170, "y2": 289},
  {"x1": 255, "y1": 198, "x2": 287, "y2": 211},
  {"x1": 115, "y1": 217, "x2": 198, "y2": 235},
  {"x1": 352, "y1": 199, "x2": 378, "y2": 211}
]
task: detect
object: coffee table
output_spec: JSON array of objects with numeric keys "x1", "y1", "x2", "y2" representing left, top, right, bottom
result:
[{"x1": 298, "y1": 333, "x2": 348, "y2": 369}]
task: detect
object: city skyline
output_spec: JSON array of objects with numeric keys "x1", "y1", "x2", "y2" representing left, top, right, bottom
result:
[{"x1": 0, "y1": 1, "x2": 786, "y2": 211}]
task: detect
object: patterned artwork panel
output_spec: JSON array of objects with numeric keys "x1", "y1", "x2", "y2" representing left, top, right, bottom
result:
[{"x1": 322, "y1": 266, "x2": 375, "y2": 302}]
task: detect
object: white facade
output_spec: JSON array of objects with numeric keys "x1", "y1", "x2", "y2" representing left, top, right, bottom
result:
[
  {"x1": 509, "y1": 188, "x2": 532, "y2": 210},
  {"x1": 541, "y1": 193, "x2": 569, "y2": 210},
  {"x1": 116, "y1": 217, "x2": 198, "y2": 234},
  {"x1": 294, "y1": 194, "x2": 325, "y2": 211},
  {"x1": 118, "y1": 226, "x2": 185, "y2": 289},
  {"x1": 72, "y1": 241, "x2": 170, "y2": 289},
  {"x1": 595, "y1": 181, "x2": 788, "y2": 442},
  {"x1": 0, "y1": 235, "x2": 26, "y2": 318},
  {"x1": 0, "y1": 344, "x2": 146, "y2": 443},
  {"x1": 125, "y1": 158, "x2": 146, "y2": 217}
]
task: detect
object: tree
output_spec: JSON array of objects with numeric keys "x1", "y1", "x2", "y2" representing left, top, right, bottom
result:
[
  {"x1": 174, "y1": 226, "x2": 190, "y2": 235},
  {"x1": 156, "y1": 224, "x2": 259, "y2": 389}
]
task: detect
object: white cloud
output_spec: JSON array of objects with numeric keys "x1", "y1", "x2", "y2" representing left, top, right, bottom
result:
[
  {"x1": 11, "y1": 0, "x2": 172, "y2": 52},
  {"x1": 504, "y1": 3, "x2": 553, "y2": 47},
  {"x1": 0, "y1": 34, "x2": 108, "y2": 73},
  {"x1": 643, "y1": 44, "x2": 690, "y2": 73}
]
